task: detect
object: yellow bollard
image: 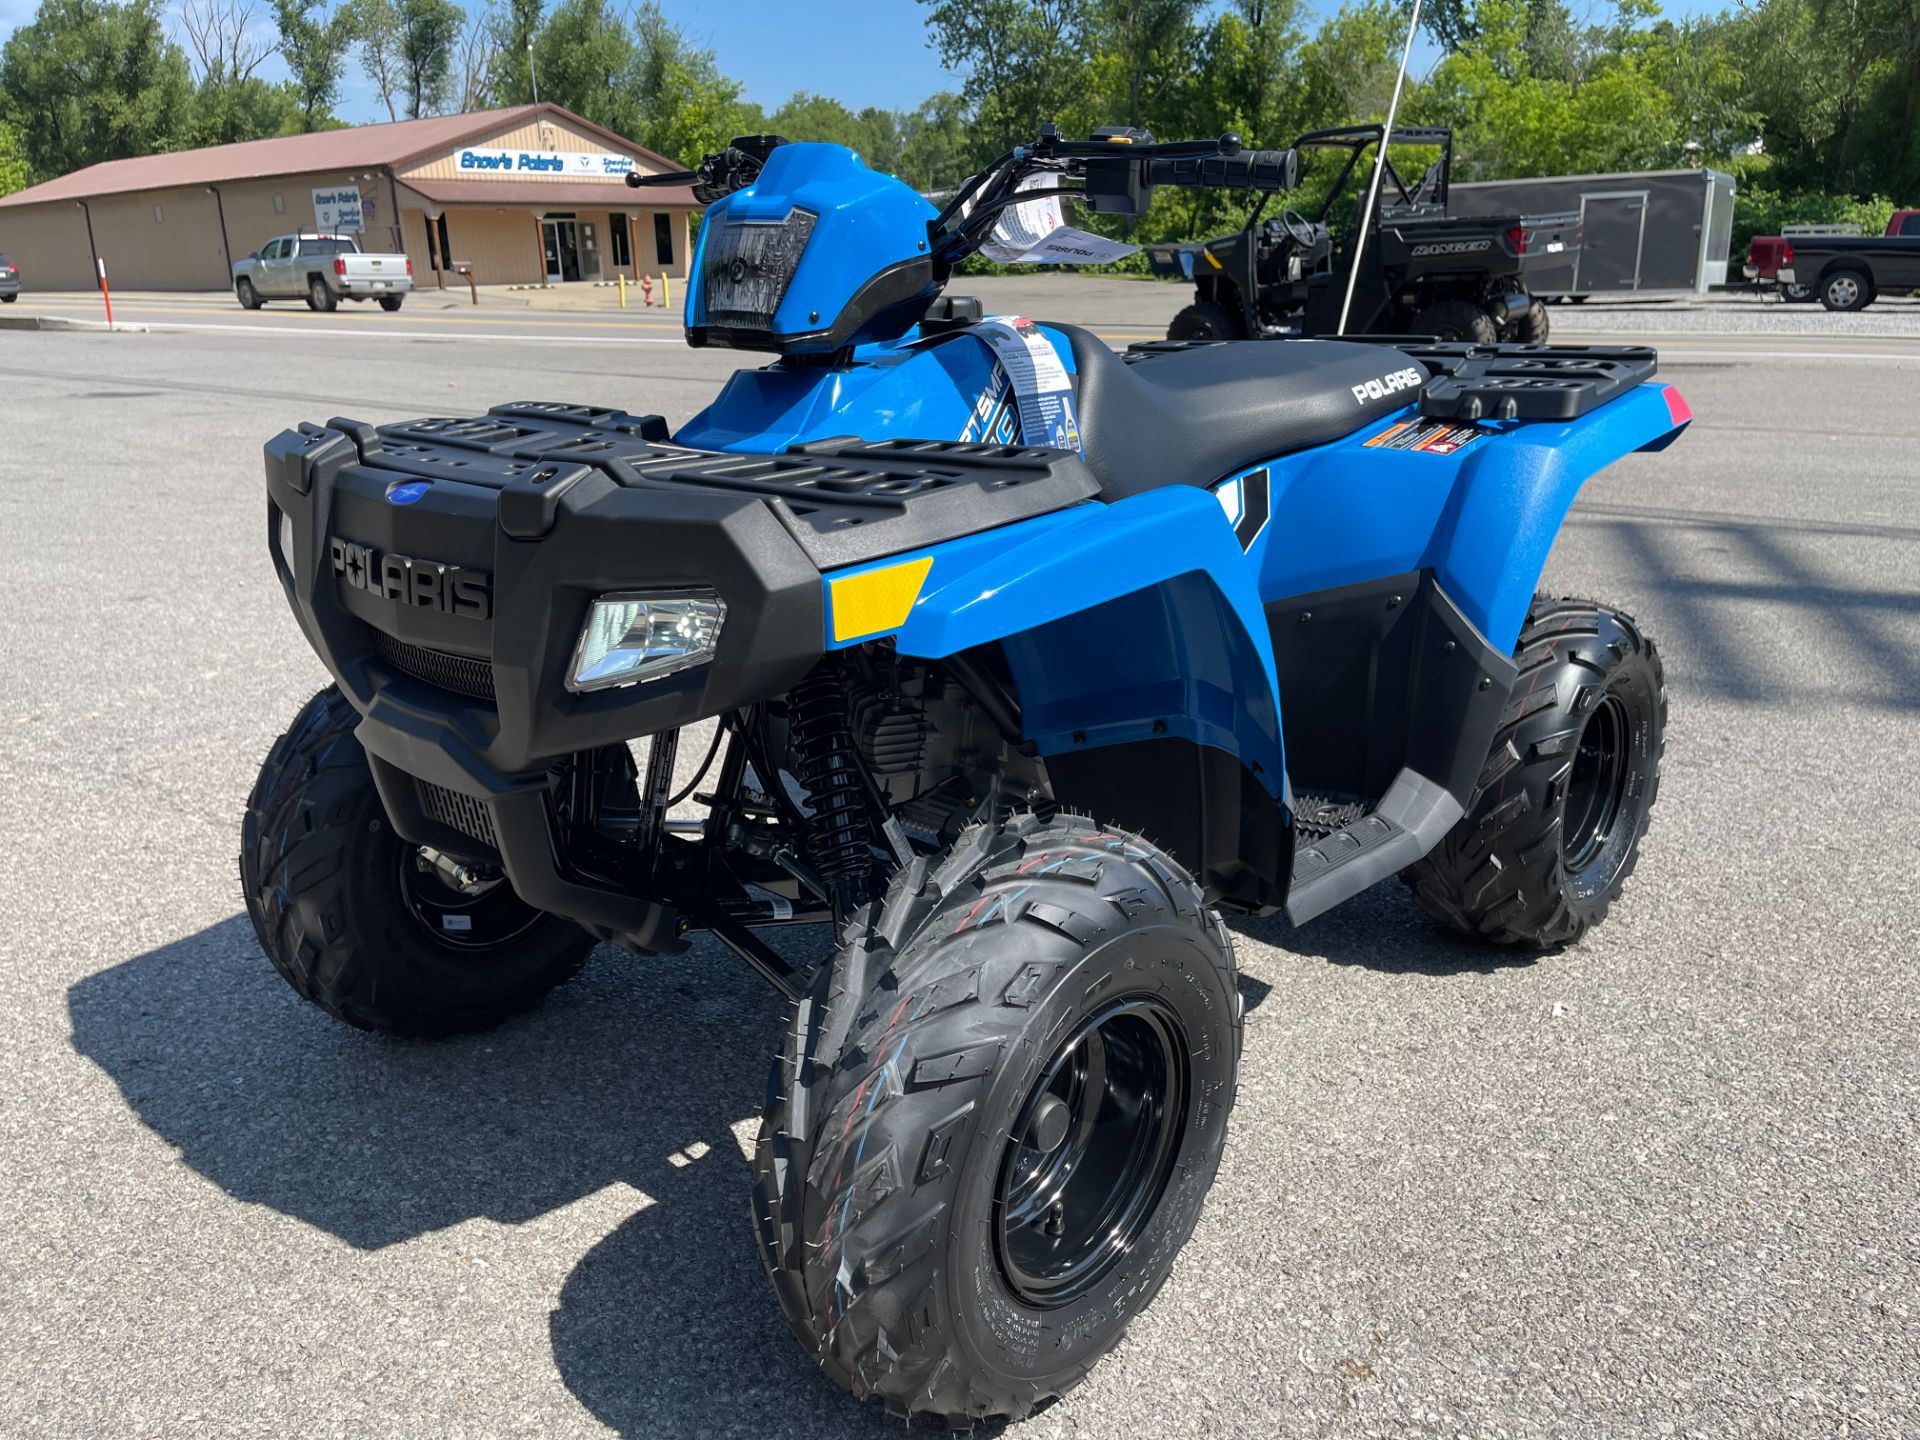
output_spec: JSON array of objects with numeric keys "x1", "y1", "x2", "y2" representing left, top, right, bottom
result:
[
  {"x1": 662, "y1": 274, "x2": 670, "y2": 309},
  {"x1": 618, "y1": 273, "x2": 626, "y2": 309}
]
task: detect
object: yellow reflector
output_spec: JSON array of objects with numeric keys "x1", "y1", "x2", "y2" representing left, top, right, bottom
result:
[
  {"x1": 829, "y1": 556, "x2": 934, "y2": 643},
  {"x1": 1204, "y1": 250, "x2": 1224, "y2": 270}
]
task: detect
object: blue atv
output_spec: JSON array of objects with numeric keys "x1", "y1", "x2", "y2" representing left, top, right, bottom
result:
[{"x1": 243, "y1": 127, "x2": 1688, "y2": 1422}]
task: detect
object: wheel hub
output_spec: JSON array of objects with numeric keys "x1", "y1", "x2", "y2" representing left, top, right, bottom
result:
[
  {"x1": 398, "y1": 846, "x2": 545, "y2": 951},
  {"x1": 993, "y1": 996, "x2": 1188, "y2": 1308},
  {"x1": 1564, "y1": 692, "x2": 1631, "y2": 873}
]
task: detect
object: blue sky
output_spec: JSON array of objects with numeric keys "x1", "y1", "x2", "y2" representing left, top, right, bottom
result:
[{"x1": 0, "y1": 0, "x2": 1728, "y2": 129}]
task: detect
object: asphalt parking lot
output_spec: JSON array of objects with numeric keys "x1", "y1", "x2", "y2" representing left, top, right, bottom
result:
[{"x1": 2, "y1": 281, "x2": 1917, "y2": 1438}]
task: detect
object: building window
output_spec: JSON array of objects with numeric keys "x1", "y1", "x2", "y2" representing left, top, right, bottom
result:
[
  {"x1": 153, "y1": 204, "x2": 164, "y2": 224},
  {"x1": 272, "y1": 192, "x2": 285, "y2": 215},
  {"x1": 609, "y1": 214, "x2": 632, "y2": 269},
  {"x1": 654, "y1": 213, "x2": 674, "y2": 266}
]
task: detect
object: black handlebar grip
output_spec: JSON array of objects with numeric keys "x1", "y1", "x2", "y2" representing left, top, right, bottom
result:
[{"x1": 1150, "y1": 148, "x2": 1297, "y2": 192}]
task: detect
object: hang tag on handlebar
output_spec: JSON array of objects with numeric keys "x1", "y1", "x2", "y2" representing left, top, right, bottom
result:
[{"x1": 976, "y1": 175, "x2": 1140, "y2": 265}]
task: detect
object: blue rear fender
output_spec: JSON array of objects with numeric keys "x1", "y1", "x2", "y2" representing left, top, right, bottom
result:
[{"x1": 1251, "y1": 381, "x2": 1689, "y2": 650}]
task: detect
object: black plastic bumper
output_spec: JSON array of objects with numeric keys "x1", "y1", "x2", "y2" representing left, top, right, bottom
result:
[{"x1": 263, "y1": 411, "x2": 824, "y2": 942}]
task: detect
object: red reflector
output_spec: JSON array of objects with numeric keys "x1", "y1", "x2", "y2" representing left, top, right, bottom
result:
[
  {"x1": 1506, "y1": 225, "x2": 1527, "y2": 254},
  {"x1": 333, "y1": 257, "x2": 347, "y2": 276},
  {"x1": 1662, "y1": 386, "x2": 1692, "y2": 425}
]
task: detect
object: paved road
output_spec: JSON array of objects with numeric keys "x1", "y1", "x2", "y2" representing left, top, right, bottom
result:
[{"x1": 1, "y1": 304, "x2": 1916, "y2": 1438}]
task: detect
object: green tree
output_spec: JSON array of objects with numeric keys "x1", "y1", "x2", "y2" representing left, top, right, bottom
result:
[
  {"x1": 898, "y1": 90, "x2": 976, "y2": 191},
  {"x1": 530, "y1": 0, "x2": 635, "y2": 132},
  {"x1": 0, "y1": 119, "x2": 28, "y2": 194},
  {"x1": 622, "y1": 2, "x2": 759, "y2": 163},
  {"x1": 0, "y1": 0, "x2": 195, "y2": 179},
  {"x1": 485, "y1": 0, "x2": 540, "y2": 106},
  {"x1": 272, "y1": 0, "x2": 355, "y2": 128},
  {"x1": 922, "y1": 0, "x2": 1096, "y2": 151},
  {"x1": 395, "y1": 0, "x2": 461, "y2": 116}
]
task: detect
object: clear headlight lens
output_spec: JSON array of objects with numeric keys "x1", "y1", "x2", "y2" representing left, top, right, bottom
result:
[{"x1": 568, "y1": 590, "x2": 726, "y2": 693}]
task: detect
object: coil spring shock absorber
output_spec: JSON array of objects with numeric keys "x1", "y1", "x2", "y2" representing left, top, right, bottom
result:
[{"x1": 787, "y1": 657, "x2": 879, "y2": 915}]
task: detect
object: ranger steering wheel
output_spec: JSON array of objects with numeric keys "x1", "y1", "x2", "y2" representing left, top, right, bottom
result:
[{"x1": 1276, "y1": 207, "x2": 1318, "y2": 249}]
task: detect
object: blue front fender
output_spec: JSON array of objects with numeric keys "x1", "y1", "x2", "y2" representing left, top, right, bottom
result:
[{"x1": 824, "y1": 485, "x2": 1285, "y2": 795}]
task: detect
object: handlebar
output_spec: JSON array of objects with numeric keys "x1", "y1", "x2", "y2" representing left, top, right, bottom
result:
[{"x1": 1148, "y1": 149, "x2": 1299, "y2": 193}]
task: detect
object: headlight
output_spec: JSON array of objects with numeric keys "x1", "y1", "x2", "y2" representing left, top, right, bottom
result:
[{"x1": 568, "y1": 590, "x2": 726, "y2": 693}]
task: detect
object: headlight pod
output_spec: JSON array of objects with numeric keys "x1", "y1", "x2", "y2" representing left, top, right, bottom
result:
[{"x1": 568, "y1": 589, "x2": 726, "y2": 693}]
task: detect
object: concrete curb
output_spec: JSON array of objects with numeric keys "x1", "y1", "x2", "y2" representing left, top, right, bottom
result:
[{"x1": 0, "y1": 313, "x2": 149, "y2": 333}]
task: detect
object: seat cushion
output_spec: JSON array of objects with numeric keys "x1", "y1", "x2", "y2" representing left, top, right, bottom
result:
[{"x1": 1053, "y1": 326, "x2": 1428, "y2": 500}]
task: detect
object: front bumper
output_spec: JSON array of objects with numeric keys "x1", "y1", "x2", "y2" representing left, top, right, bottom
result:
[{"x1": 264, "y1": 406, "x2": 824, "y2": 943}]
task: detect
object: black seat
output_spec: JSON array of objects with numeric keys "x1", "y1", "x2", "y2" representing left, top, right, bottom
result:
[{"x1": 1052, "y1": 325, "x2": 1427, "y2": 500}]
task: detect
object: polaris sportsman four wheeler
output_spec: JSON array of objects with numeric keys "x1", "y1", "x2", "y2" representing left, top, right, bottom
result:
[{"x1": 243, "y1": 126, "x2": 1687, "y2": 1424}]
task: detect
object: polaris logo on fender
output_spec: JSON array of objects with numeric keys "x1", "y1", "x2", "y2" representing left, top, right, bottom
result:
[
  {"x1": 1410, "y1": 239, "x2": 1492, "y2": 257},
  {"x1": 330, "y1": 538, "x2": 491, "y2": 620},
  {"x1": 1352, "y1": 367, "x2": 1424, "y2": 404}
]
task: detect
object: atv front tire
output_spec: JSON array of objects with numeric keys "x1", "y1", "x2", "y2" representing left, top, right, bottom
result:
[
  {"x1": 1410, "y1": 297, "x2": 1498, "y2": 343},
  {"x1": 240, "y1": 686, "x2": 595, "y2": 1035},
  {"x1": 1403, "y1": 598, "x2": 1666, "y2": 947},
  {"x1": 1167, "y1": 299, "x2": 1246, "y2": 342},
  {"x1": 753, "y1": 813, "x2": 1240, "y2": 1424}
]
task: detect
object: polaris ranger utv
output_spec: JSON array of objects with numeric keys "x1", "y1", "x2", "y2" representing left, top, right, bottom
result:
[
  {"x1": 1150, "y1": 125, "x2": 1580, "y2": 343},
  {"x1": 243, "y1": 126, "x2": 1686, "y2": 1424}
]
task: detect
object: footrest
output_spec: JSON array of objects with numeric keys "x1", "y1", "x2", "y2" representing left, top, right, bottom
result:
[{"x1": 1284, "y1": 769, "x2": 1463, "y2": 925}]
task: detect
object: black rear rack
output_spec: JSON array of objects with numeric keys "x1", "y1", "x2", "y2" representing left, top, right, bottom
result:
[
  {"x1": 1125, "y1": 338, "x2": 1658, "y2": 424},
  {"x1": 1348, "y1": 338, "x2": 1659, "y2": 422}
]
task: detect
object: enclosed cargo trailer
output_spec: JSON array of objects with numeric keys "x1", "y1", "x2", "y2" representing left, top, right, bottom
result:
[{"x1": 1448, "y1": 168, "x2": 1735, "y2": 298}]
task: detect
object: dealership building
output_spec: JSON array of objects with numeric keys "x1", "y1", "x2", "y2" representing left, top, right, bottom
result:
[{"x1": 0, "y1": 104, "x2": 700, "y2": 292}]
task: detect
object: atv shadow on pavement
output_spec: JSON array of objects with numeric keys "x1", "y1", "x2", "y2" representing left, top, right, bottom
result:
[{"x1": 67, "y1": 914, "x2": 909, "y2": 1437}]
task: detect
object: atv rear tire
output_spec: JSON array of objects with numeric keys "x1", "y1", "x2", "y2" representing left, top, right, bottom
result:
[
  {"x1": 1516, "y1": 297, "x2": 1551, "y2": 342},
  {"x1": 1403, "y1": 598, "x2": 1666, "y2": 947},
  {"x1": 753, "y1": 813, "x2": 1240, "y2": 1424},
  {"x1": 1410, "y1": 298, "x2": 1498, "y2": 343},
  {"x1": 1167, "y1": 299, "x2": 1246, "y2": 342},
  {"x1": 240, "y1": 686, "x2": 595, "y2": 1036}
]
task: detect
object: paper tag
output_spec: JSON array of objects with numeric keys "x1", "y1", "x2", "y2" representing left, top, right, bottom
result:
[
  {"x1": 973, "y1": 316, "x2": 1082, "y2": 451},
  {"x1": 745, "y1": 886, "x2": 794, "y2": 921},
  {"x1": 441, "y1": 914, "x2": 473, "y2": 932},
  {"x1": 977, "y1": 174, "x2": 1140, "y2": 266}
]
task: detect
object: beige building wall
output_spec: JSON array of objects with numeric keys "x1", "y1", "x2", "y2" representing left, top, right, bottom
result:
[{"x1": 0, "y1": 203, "x2": 96, "y2": 290}]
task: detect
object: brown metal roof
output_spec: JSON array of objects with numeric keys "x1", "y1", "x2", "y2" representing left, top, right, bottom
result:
[
  {"x1": 0, "y1": 105, "x2": 688, "y2": 209},
  {"x1": 398, "y1": 177, "x2": 700, "y2": 209}
]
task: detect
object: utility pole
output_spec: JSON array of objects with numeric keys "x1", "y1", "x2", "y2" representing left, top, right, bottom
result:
[{"x1": 529, "y1": 41, "x2": 540, "y2": 106}]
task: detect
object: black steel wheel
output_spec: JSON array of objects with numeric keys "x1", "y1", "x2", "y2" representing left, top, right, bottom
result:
[
  {"x1": 754, "y1": 812, "x2": 1239, "y2": 1424},
  {"x1": 241, "y1": 686, "x2": 598, "y2": 1035},
  {"x1": 1403, "y1": 597, "x2": 1667, "y2": 947},
  {"x1": 995, "y1": 996, "x2": 1188, "y2": 1308}
]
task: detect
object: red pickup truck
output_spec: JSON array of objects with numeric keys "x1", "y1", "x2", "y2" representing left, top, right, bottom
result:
[{"x1": 1745, "y1": 209, "x2": 1920, "y2": 310}]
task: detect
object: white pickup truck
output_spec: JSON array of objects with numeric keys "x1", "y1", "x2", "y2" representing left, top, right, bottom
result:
[{"x1": 232, "y1": 234, "x2": 413, "y2": 312}]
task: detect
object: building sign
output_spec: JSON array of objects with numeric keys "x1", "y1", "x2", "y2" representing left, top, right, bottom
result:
[
  {"x1": 453, "y1": 148, "x2": 636, "y2": 179},
  {"x1": 313, "y1": 185, "x2": 364, "y2": 232}
]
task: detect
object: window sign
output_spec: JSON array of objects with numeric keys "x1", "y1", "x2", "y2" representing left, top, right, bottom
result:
[{"x1": 313, "y1": 185, "x2": 364, "y2": 232}]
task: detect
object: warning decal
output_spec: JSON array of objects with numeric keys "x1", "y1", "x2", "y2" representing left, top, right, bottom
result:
[{"x1": 1363, "y1": 417, "x2": 1486, "y2": 456}]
